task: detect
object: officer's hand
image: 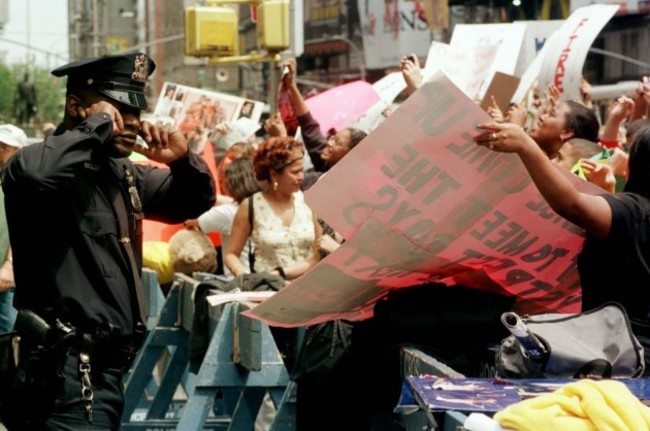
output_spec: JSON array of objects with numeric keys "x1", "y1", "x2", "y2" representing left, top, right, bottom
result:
[
  {"x1": 137, "y1": 121, "x2": 189, "y2": 164},
  {"x1": 80, "y1": 101, "x2": 124, "y2": 134}
]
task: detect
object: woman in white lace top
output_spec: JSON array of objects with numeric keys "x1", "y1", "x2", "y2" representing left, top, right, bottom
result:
[{"x1": 225, "y1": 136, "x2": 322, "y2": 281}]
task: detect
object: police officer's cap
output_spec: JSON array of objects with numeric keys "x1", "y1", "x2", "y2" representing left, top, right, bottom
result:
[{"x1": 51, "y1": 53, "x2": 156, "y2": 109}]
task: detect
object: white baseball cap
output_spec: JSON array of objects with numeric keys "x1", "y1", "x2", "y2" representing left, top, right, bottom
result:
[{"x1": 0, "y1": 124, "x2": 28, "y2": 148}]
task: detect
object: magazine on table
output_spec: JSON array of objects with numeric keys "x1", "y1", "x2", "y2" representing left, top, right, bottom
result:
[{"x1": 406, "y1": 376, "x2": 650, "y2": 413}]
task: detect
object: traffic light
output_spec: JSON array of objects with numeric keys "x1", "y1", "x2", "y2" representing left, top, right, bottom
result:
[
  {"x1": 184, "y1": 5, "x2": 239, "y2": 57},
  {"x1": 256, "y1": 0, "x2": 290, "y2": 52}
]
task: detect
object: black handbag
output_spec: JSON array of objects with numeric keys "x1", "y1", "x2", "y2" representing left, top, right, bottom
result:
[{"x1": 290, "y1": 319, "x2": 352, "y2": 382}]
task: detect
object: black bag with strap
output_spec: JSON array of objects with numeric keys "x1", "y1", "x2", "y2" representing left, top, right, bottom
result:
[
  {"x1": 247, "y1": 195, "x2": 255, "y2": 272},
  {"x1": 290, "y1": 319, "x2": 353, "y2": 383}
]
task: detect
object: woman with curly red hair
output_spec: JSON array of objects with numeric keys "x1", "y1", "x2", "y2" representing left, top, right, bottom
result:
[{"x1": 224, "y1": 136, "x2": 322, "y2": 280}]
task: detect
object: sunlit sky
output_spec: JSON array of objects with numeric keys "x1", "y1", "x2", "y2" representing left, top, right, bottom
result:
[{"x1": 0, "y1": 0, "x2": 69, "y2": 69}]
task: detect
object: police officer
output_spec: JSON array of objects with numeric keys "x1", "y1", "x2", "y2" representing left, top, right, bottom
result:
[{"x1": 0, "y1": 53, "x2": 216, "y2": 429}]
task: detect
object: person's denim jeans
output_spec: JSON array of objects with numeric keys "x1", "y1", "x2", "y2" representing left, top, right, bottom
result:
[{"x1": 0, "y1": 288, "x2": 17, "y2": 333}]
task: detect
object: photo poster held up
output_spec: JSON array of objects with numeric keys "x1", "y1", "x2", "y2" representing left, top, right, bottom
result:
[
  {"x1": 244, "y1": 72, "x2": 606, "y2": 329},
  {"x1": 152, "y1": 81, "x2": 265, "y2": 154}
]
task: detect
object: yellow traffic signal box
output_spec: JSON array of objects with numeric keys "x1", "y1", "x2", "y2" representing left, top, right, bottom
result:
[
  {"x1": 184, "y1": 6, "x2": 239, "y2": 57},
  {"x1": 256, "y1": 0, "x2": 290, "y2": 51}
]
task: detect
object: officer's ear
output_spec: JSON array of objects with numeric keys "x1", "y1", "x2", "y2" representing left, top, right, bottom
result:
[{"x1": 65, "y1": 94, "x2": 85, "y2": 120}]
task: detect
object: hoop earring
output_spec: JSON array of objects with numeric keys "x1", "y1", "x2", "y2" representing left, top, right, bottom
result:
[{"x1": 273, "y1": 181, "x2": 278, "y2": 191}]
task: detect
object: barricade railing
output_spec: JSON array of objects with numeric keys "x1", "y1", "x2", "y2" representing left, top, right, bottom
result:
[{"x1": 121, "y1": 271, "x2": 295, "y2": 430}]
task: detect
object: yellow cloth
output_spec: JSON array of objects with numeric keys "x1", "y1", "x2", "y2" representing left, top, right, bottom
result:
[
  {"x1": 143, "y1": 241, "x2": 174, "y2": 285},
  {"x1": 494, "y1": 379, "x2": 650, "y2": 431}
]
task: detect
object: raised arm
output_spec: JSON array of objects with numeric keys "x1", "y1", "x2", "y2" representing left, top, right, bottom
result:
[
  {"x1": 600, "y1": 96, "x2": 634, "y2": 148},
  {"x1": 474, "y1": 122, "x2": 613, "y2": 239},
  {"x1": 283, "y1": 59, "x2": 309, "y2": 117},
  {"x1": 282, "y1": 59, "x2": 328, "y2": 172},
  {"x1": 400, "y1": 53, "x2": 422, "y2": 97}
]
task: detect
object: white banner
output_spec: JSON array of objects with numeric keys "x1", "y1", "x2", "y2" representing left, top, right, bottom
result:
[
  {"x1": 372, "y1": 71, "x2": 407, "y2": 105},
  {"x1": 422, "y1": 41, "x2": 499, "y2": 101},
  {"x1": 358, "y1": 0, "x2": 432, "y2": 70},
  {"x1": 537, "y1": 4, "x2": 619, "y2": 101},
  {"x1": 512, "y1": 30, "x2": 561, "y2": 104},
  {"x1": 571, "y1": 0, "x2": 646, "y2": 14},
  {"x1": 449, "y1": 23, "x2": 527, "y2": 100},
  {"x1": 514, "y1": 20, "x2": 564, "y2": 77}
]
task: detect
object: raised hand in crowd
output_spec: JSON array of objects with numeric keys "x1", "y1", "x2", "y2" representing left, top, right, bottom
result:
[
  {"x1": 282, "y1": 58, "x2": 298, "y2": 88},
  {"x1": 547, "y1": 83, "x2": 561, "y2": 103},
  {"x1": 600, "y1": 95, "x2": 635, "y2": 148},
  {"x1": 531, "y1": 82, "x2": 544, "y2": 111},
  {"x1": 281, "y1": 58, "x2": 309, "y2": 118},
  {"x1": 504, "y1": 102, "x2": 528, "y2": 128},
  {"x1": 486, "y1": 95, "x2": 504, "y2": 123},
  {"x1": 579, "y1": 75, "x2": 594, "y2": 109},
  {"x1": 537, "y1": 83, "x2": 561, "y2": 119},
  {"x1": 579, "y1": 158, "x2": 616, "y2": 193},
  {"x1": 400, "y1": 53, "x2": 422, "y2": 96},
  {"x1": 214, "y1": 121, "x2": 230, "y2": 136},
  {"x1": 609, "y1": 147, "x2": 630, "y2": 179},
  {"x1": 264, "y1": 112, "x2": 288, "y2": 137},
  {"x1": 631, "y1": 75, "x2": 650, "y2": 122},
  {"x1": 207, "y1": 120, "x2": 230, "y2": 144}
]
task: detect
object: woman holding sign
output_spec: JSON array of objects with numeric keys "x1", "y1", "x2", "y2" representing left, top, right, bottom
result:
[{"x1": 474, "y1": 121, "x2": 650, "y2": 375}]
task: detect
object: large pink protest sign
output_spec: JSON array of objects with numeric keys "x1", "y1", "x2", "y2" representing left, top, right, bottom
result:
[{"x1": 246, "y1": 72, "x2": 600, "y2": 327}]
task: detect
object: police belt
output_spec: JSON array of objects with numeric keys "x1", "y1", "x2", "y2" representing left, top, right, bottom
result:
[
  {"x1": 69, "y1": 330, "x2": 144, "y2": 372},
  {"x1": 14, "y1": 310, "x2": 145, "y2": 373}
]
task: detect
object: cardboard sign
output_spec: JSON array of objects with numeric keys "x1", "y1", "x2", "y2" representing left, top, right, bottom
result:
[
  {"x1": 480, "y1": 72, "x2": 521, "y2": 114},
  {"x1": 245, "y1": 72, "x2": 605, "y2": 328}
]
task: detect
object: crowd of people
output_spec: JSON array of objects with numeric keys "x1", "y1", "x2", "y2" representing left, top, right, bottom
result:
[
  {"x1": 177, "y1": 54, "x2": 650, "y2": 429},
  {"x1": 0, "y1": 46, "x2": 649, "y2": 430}
]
